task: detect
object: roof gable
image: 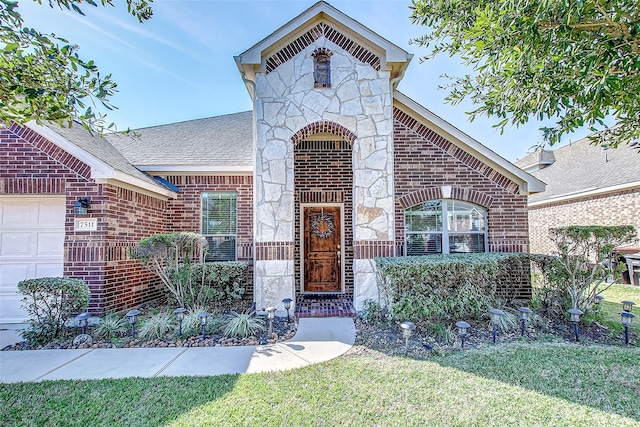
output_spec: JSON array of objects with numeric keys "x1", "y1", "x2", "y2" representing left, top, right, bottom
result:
[{"x1": 235, "y1": 1, "x2": 412, "y2": 99}]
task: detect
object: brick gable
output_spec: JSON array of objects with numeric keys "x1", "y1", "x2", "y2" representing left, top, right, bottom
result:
[{"x1": 392, "y1": 109, "x2": 530, "y2": 254}]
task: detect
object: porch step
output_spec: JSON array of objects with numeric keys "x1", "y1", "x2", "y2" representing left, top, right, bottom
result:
[{"x1": 295, "y1": 296, "x2": 356, "y2": 318}]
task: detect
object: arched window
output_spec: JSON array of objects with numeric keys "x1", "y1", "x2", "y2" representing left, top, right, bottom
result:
[
  {"x1": 404, "y1": 200, "x2": 487, "y2": 255},
  {"x1": 312, "y1": 48, "x2": 332, "y2": 88}
]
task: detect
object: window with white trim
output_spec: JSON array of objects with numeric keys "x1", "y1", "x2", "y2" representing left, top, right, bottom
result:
[
  {"x1": 201, "y1": 192, "x2": 237, "y2": 261},
  {"x1": 405, "y1": 200, "x2": 487, "y2": 255}
]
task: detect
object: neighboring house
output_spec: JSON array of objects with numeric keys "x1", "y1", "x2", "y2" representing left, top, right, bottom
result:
[
  {"x1": 0, "y1": 1, "x2": 544, "y2": 323},
  {"x1": 515, "y1": 138, "x2": 640, "y2": 259}
]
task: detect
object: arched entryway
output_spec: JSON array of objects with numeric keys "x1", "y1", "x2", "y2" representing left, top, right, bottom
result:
[{"x1": 292, "y1": 122, "x2": 356, "y2": 311}]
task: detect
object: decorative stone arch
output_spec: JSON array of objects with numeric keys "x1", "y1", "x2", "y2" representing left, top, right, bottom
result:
[
  {"x1": 398, "y1": 186, "x2": 494, "y2": 210},
  {"x1": 291, "y1": 121, "x2": 357, "y2": 147}
]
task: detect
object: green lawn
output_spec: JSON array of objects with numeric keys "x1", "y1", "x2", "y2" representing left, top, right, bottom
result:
[
  {"x1": 599, "y1": 284, "x2": 640, "y2": 334},
  {"x1": 2, "y1": 343, "x2": 639, "y2": 426}
]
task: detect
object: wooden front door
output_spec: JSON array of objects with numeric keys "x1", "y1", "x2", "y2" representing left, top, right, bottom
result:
[{"x1": 303, "y1": 206, "x2": 342, "y2": 292}]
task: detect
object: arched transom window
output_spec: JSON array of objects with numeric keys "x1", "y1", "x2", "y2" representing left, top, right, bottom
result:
[{"x1": 404, "y1": 200, "x2": 487, "y2": 255}]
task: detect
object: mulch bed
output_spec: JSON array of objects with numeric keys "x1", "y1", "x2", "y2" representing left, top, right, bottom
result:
[
  {"x1": 3, "y1": 307, "x2": 633, "y2": 354},
  {"x1": 2, "y1": 315, "x2": 297, "y2": 351},
  {"x1": 352, "y1": 317, "x2": 635, "y2": 360}
]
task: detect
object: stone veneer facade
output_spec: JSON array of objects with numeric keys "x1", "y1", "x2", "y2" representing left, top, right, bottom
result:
[{"x1": 253, "y1": 33, "x2": 395, "y2": 311}]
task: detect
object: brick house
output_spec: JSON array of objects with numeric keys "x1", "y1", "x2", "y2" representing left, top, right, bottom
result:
[
  {"x1": 0, "y1": 1, "x2": 544, "y2": 322},
  {"x1": 515, "y1": 138, "x2": 640, "y2": 256}
]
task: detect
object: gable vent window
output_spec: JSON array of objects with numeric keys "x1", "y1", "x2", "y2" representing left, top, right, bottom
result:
[
  {"x1": 201, "y1": 192, "x2": 237, "y2": 261},
  {"x1": 404, "y1": 200, "x2": 487, "y2": 255},
  {"x1": 312, "y1": 48, "x2": 332, "y2": 88}
]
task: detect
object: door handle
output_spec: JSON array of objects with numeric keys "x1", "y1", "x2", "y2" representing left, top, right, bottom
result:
[{"x1": 336, "y1": 250, "x2": 341, "y2": 266}]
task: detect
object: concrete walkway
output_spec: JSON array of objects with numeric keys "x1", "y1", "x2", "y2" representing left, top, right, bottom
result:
[{"x1": 0, "y1": 317, "x2": 355, "y2": 383}]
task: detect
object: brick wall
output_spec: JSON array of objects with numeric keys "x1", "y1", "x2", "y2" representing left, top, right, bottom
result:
[
  {"x1": 529, "y1": 188, "x2": 640, "y2": 255},
  {"x1": 1, "y1": 124, "x2": 168, "y2": 315},
  {"x1": 164, "y1": 175, "x2": 254, "y2": 261},
  {"x1": 392, "y1": 109, "x2": 530, "y2": 254}
]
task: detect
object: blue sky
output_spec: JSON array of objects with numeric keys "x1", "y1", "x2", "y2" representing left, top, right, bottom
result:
[{"x1": 21, "y1": 0, "x2": 585, "y2": 161}]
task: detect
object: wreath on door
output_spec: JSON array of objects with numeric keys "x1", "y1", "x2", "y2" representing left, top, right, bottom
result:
[{"x1": 310, "y1": 213, "x2": 335, "y2": 239}]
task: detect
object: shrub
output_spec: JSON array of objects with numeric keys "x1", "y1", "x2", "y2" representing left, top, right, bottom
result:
[
  {"x1": 222, "y1": 311, "x2": 265, "y2": 338},
  {"x1": 179, "y1": 306, "x2": 223, "y2": 337},
  {"x1": 361, "y1": 299, "x2": 387, "y2": 325},
  {"x1": 93, "y1": 313, "x2": 128, "y2": 340},
  {"x1": 374, "y1": 253, "x2": 529, "y2": 323},
  {"x1": 426, "y1": 323, "x2": 454, "y2": 345},
  {"x1": 533, "y1": 226, "x2": 637, "y2": 318},
  {"x1": 129, "y1": 232, "x2": 208, "y2": 308},
  {"x1": 186, "y1": 261, "x2": 248, "y2": 309},
  {"x1": 549, "y1": 226, "x2": 636, "y2": 312},
  {"x1": 130, "y1": 233, "x2": 249, "y2": 310},
  {"x1": 491, "y1": 308, "x2": 518, "y2": 333},
  {"x1": 18, "y1": 277, "x2": 90, "y2": 346},
  {"x1": 138, "y1": 311, "x2": 176, "y2": 340}
]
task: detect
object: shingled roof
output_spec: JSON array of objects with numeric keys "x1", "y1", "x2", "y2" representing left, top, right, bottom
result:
[
  {"x1": 515, "y1": 138, "x2": 640, "y2": 204},
  {"x1": 37, "y1": 122, "x2": 168, "y2": 191},
  {"x1": 109, "y1": 111, "x2": 253, "y2": 171}
]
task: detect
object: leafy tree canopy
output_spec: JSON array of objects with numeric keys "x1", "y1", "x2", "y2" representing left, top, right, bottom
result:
[
  {"x1": 410, "y1": 0, "x2": 640, "y2": 149},
  {"x1": 0, "y1": 0, "x2": 153, "y2": 134}
]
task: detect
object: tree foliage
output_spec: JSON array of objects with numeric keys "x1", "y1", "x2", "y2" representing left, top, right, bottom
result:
[
  {"x1": 543, "y1": 225, "x2": 637, "y2": 314},
  {"x1": 410, "y1": 0, "x2": 640, "y2": 149},
  {"x1": 0, "y1": 0, "x2": 153, "y2": 134}
]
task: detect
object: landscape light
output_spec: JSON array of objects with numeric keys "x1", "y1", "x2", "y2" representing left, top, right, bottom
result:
[
  {"x1": 622, "y1": 300, "x2": 635, "y2": 313},
  {"x1": 282, "y1": 298, "x2": 293, "y2": 323},
  {"x1": 75, "y1": 312, "x2": 91, "y2": 335},
  {"x1": 518, "y1": 307, "x2": 532, "y2": 337},
  {"x1": 174, "y1": 308, "x2": 187, "y2": 337},
  {"x1": 489, "y1": 309, "x2": 504, "y2": 344},
  {"x1": 621, "y1": 312, "x2": 635, "y2": 346},
  {"x1": 455, "y1": 321, "x2": 471, "y2": 350},
  {"x1": 567, "y1": 308, "x2": 583, "y2": 342},
  {"x1": 400, "y1": 321, "x2": 416, "y2": 355},
  {"x1": 199, "y1": 312, "x2": 209, "y2": 339},
  {"x1": 266, "y1": 306, "x2": 277, "y2": 338},
  {"x1": 126, "y1": 309, "x2": 141, "y2": 338}
]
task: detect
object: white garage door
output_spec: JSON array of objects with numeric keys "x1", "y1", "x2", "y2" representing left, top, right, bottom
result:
[{"x1": 0, "y1": 197, "x2": 65, "y2": 324}]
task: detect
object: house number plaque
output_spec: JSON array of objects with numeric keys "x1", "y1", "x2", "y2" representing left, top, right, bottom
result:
[{"x1": 74, "y1": 218, "x2": 97, "y2": 231}]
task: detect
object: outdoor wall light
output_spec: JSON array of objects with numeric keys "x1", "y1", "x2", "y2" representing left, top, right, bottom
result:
[
  {"x1": 266, "y1": 306, "x2": 277, "y2": 337},
  {"x1": 199, "y1": 312, "x2": 209, "y2": 339},
  {"x1": 126, "y1": 309, "x2": 141, "y2": 338},
  {"x1": 518, "y1": 307, "x2": 532, "y2": 336},
  {"x1": 567, "y1": 308, "x2": 583, "y2": 342},
  {"x1": 75, "y1": 312, "x2": 91, "y2": 335},
  {"x1": 455, "y1": 321, "x2": 470, "y2": 350},
  {"x1": 489, "y1": 309, "x2": 504, "y2": 344},
  {"x1": 282, "y1": 298, "x2": 293, "y2": 323},
  {"x1": 622, "y1": 300, "x2": 636, "y2": 313},
  {"x1": 620, "y1": 311, "x2": 635, "y2": 346},
  {"x1": 400, "y1": 321, "x2": 416, "y2": 355},
  {"x1": 73, "y1": 197, "x2": 91, "y2": 216},
  {"x1": 174, "y1": 308, "x2": 187, "y2": 337}
]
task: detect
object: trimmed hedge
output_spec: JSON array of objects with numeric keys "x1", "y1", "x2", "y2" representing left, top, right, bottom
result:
[
  {"x1": 186, "y1": 261, "x2": 248, "y2": 309},
  {"x1": 374, "y1": 253, "x2": 531, "y2": 322},
  {"x1": 17, "y1": 277, "x2": 90, "y2": 345}
]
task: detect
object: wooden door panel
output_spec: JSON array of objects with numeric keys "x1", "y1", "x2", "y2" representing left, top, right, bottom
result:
[{"x1": 304, "y1": 206, "x2": 341, "y2": 292}]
